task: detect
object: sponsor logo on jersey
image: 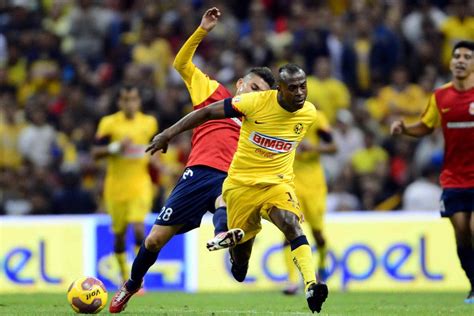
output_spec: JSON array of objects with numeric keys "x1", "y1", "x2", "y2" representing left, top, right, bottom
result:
[
  {"x1": 447, "y1": 121, "x2": 474, "y2": 129},
  {"x1": 249, "y1": 132, "x2": 296, "y2": 153},
  {"x1": 122, "y1": 144, "x2": 147, "y2": 158},
  {"x1": 469, "y1": 102, "x2": 474, "y2": 115}
]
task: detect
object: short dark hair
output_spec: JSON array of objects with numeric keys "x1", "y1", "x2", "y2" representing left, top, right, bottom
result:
[
  {"x1": 120, "y1": 83, "x2": 139, "y2": 93},
  {"x1": 452, "y1": 40, "x2": 474, "y2": 53},
  {"x1": 248, "y1": 67, "x2": 276, "y2": 89},
  {"x1": 278, "y1": 63, "x2": 305, "y2": 81}
]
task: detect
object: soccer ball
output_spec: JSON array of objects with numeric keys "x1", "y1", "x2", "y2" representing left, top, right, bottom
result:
[{"x1": 67, "y1": 277, "x2": 108, "y2": 314}]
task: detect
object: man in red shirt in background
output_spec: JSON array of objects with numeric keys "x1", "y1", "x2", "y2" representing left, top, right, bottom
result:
[{"x1": 391, "y1": 40, "x2": 474, "y2": 303}]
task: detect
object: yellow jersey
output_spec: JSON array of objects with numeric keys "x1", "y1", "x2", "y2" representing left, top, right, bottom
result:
[
  {"x1": 294, "y1": 111, "x2": 330, "y2": 189},
  {"x1": 229, "y1": 90, "x2": 318, "y2": 186},
  {"x1": 96, "y1": 111, "x2": 158, "y2": 201}
]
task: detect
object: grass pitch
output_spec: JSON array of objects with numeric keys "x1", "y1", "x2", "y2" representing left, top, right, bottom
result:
[{"x1": 0, "y1": 291, "x2": 472, "y2": 315}]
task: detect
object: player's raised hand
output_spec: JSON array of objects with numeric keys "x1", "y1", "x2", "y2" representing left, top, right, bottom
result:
[
  {"x1": 200, "y1": 7, "x2": 221, "y2": 32},
  {"x1": 390, "y1": 120, "x2": 406, "y2": 136},
  {"x1": 146, "y1": 132, "x2": 170, "y2": 155}
]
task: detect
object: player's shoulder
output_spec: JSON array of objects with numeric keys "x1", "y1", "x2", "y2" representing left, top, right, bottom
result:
[
  {"x1": 235, "y1": 89, "x2": 275, "y2": 101},
  {"x1": 139, "y1": 112, "x2": 157, "y2": 122},
  {"x1": 99, "y1": 112, "x2": 120, "y2": 124},
  {"x1": 302, "y1": 101, "x2": 318, "y2": 117},
  {"x1": 433, "y1": 82, "x2": 454, "y2": 94}
]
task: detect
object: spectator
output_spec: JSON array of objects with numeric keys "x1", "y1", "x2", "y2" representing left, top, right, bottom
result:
[
  {"x1": 18, "y1": 107, "x2": 57, "y2": 168},
  {"x1": 306, "y1": 56, "x2": 351, "y2": 124},
  {"x1": 402, "y1": 164, "x2": 442, "y2": 211},
  {"x1": 51, "y1": 172, "x2": 96, "y2": 214}
]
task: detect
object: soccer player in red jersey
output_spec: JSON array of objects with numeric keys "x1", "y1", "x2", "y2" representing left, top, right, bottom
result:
[
  {"x1": 109, "y1": 8, "x2": 275, "y2": 313},
  {"x1": 391, "y1": 40, "x2": 474, "y2": 303}
]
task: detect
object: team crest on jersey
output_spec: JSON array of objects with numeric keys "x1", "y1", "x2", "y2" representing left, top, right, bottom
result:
[
  {"x1": 294, "y1": 123, "x2": 303, "y2": 134},
  {"x1": 469, "y1": 102, "x2": 474, "y2": 115},
  {"x1": 233, "y1": 96, "x2": 241, "y2": 103},
  {"x1": 250, "y1": 132, "x2": 296, "y2": 153}
]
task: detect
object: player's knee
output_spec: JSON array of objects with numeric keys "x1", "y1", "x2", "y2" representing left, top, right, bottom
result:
[
  {"x1": 281, "y1": 218, "x2": 304, "y2": 241},
  {"x1": 134, "y1": 230, "x2": 145, "y2": 245},
  {"x1": 114, "y1": 236, "x2": 126, "y2": 253},
  {"x1": 313, "y1": 231, "x2": 326, "y2": 247},
  {"x1": 144, "y1": 231, "x2": 166, "y2": 252}
]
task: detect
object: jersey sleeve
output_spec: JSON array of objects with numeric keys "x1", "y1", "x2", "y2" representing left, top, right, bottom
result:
[
  {"x1": 316, "y1": 111, "x2": 331, "y2": 132},
  {"x1": 420, "y1": 93, "x2": 441, "y2": 129},
  {"x1": 230, "y1": 92, "x2": 259, "y2": 117},
  {"x1": 95, "y1": 117, "x2": 112, "y2": 142},
  {"x1": 173, "y1": 27, "x2": 220, "y2": 106}
]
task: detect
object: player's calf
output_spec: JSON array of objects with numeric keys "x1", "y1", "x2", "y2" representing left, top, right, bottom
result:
[{"x1": 206, "y1": 228, "x2": 244, "y2": 251}]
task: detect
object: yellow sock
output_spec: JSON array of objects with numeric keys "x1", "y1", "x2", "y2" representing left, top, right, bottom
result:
[
  {"x1": 284, "y1": 245, "x2": 299, "y2": 284},
  {"x1": 291, "y1": 243, "x2": 316, "y2": 290},
  {"x1": 115, "y1": 252, "x2": 129, "y2": 282},
  {"x1": 317, "y1": 244, "x2": 328, "y2": 270}
]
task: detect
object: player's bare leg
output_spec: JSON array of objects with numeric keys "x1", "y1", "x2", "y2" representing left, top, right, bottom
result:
[
  {"x1": 131, "y1": 222, "x2": 146, "y2": 295},
  {"x1": 269, "y1": 207, "x2": 328, "y2": 313},
  {"x1": 450, "y1": 212, "x2": 474, "y2": 303},
  {"x1": 113, "y1": 232, "x2": 129, "y2": 284},
  {"x1": 132, "y1": 222, "x2": 146, "y2": 253},
  {"x1": 228, "y1": 238, "x2": 254, "y2": 282},
  {"x1": 312, "y1": 229, "x2": 328, "y2": 282},
  {"x1": 109, "y1": 224, "x2": 183, "y2": 313}
]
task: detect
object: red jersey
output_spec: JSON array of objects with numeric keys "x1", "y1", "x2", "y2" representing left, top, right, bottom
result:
[
  {"x1": 174, "y1": 27, "x2": 240, "y2": 172},
  {"x1": 421, "y1": 82, "x2": 474, "y2": 188}
]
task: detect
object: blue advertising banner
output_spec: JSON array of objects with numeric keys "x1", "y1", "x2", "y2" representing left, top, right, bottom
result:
[{"x1": 95, "y1": 217, "x2": 186, "y2": 291}]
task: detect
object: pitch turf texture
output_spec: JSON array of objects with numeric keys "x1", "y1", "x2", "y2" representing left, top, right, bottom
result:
[{"x1": 0, "y1": 291, "x2": 472, "y2": 315}]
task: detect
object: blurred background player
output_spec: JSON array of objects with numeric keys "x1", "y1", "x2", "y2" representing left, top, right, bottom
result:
[
  {"x1": 92, "y1": 85, "x2": 158, "y2": 285},
  {"x1": 391, "y1": 40, "x2": 474, "y2": 303},
  {"x1": 145, "y1": 64, "x2": 329, "y2": 314},
  {"x1": 109, "y1": 8, "x2": 275, "y2": 313},
  {"x1": 283, "y1": 110, "x2": 337, "y2": 295}
]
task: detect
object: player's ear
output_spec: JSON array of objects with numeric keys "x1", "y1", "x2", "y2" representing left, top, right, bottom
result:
[{"x1": 236, "y1": 78, "x2": 244, "y2": 93}]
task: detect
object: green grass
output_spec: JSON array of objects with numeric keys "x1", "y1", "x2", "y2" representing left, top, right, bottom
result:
[{"x1": 0, "y1": 291, "x2": 472, "y2": 315}]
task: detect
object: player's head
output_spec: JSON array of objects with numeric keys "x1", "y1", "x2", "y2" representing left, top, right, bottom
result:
[
  {"x1": 235, "y1": 67, "x2": 275, "y2": 95},
  {"x1": 450, "y1": 40, "x2": 474, "y2": 80},
  {"x1": 118, "y1": 84, "x2": 141, "y2": 117},
  {"x1": 277, "y1": 63, "x2": 307, "y2": 110}
]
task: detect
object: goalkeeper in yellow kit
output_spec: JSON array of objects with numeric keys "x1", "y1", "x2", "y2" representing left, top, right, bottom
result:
[{"x1": 147, "y1": 64, "x2": 328, "y2": 313}]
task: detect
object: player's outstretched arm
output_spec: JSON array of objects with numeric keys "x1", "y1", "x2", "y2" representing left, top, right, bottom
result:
[
  {"x1": 172, "y1": 7, "x2": 220, "y2": 78},
  {"x1": 146, "y1": 99, "x2": 227, "y2": 155},
  {"x1": 390, "y1": 120, "x2": 433, "y2": 137},
  {"x1": 200, "y1": 7, "x2": 221, "y2": 32}
]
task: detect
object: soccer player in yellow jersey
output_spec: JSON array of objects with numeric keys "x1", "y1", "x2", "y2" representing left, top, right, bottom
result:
[
  {"x1": 147, "y1": 64, "x2": 329, "y2": 313},
  {"x1": 283, "y1": 111, "x2": 337, "y2": 295},
  {"x1": 109, "y1": 8, "x2": 276, "y2": 314},
  {"x1": 92, "y1": 85, "x2": 158, "y2": 284}
]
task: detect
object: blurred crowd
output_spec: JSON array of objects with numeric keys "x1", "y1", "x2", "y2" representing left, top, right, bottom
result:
[{"x1": 1, "y1": 0, "x2": 473, "y2": 215}]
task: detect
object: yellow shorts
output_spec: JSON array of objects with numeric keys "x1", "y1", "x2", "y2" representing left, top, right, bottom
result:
[
  {"x1": 223, "y1": 178, "x2": 302, "y2": 244},
  {"x1": 294, "y1": 169, "x2": 327, "y2": 231},
  {"x1": 105, "y1": 195, "x2": 153, "y2": 233}
]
